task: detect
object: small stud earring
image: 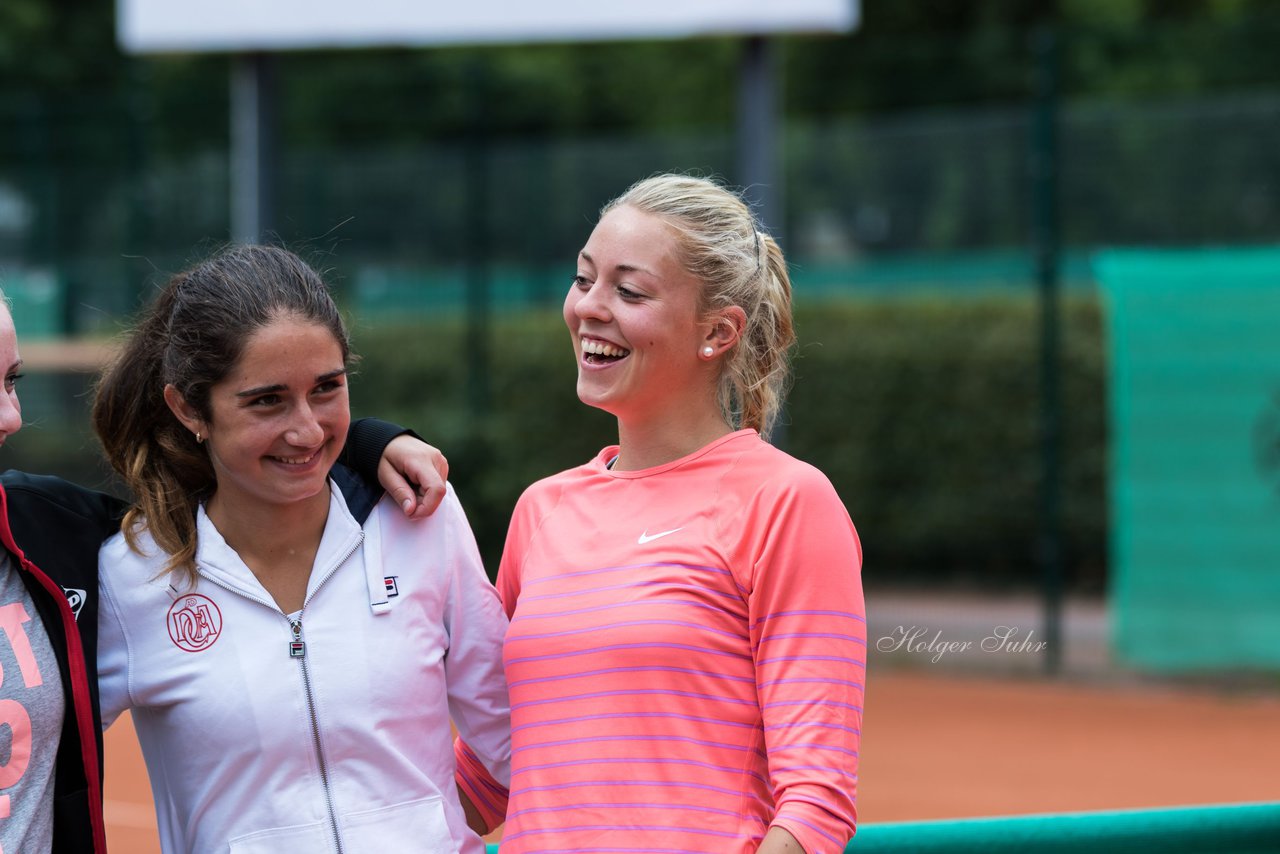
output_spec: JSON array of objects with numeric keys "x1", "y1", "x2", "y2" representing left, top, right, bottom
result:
[
  {"x1": 195, "y1": 431, "x2": 203, "y2": 444},
  {"x1": 701, "y1": 346, "x2": 715, "y2": 358}
]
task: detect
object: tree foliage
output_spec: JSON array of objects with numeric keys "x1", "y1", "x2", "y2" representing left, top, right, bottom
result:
[{"x1": 5, "y1": 1, "x2": 1280, "y2": 143}]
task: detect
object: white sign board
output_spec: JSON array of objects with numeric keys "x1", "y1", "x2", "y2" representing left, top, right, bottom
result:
[{"x1": 118, "y1": 0, "x2": 858, "y2": 54}]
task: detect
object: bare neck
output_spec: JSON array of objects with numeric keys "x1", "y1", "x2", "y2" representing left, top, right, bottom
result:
[
  {"x1": 204, "y1": 488, "x2": 331, "y2": 614},
  {"x1": 612, "y1": 409, "x2": 737, "y2": 472}
]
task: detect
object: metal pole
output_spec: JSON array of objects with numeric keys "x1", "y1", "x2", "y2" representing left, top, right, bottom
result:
[
  {"x1": 737, "y1": 34, "x2": 788, "y2": 445},
  {"x1": 122, "y1": 59, "x2": 152, "y2": 323},
  {"x1": 464, "y1": 59, "x2": 492, "y2": 419},
  {"x1": 230, "y1": 52, "x2": 277, "y2": 244},
  {"x1": 1031, "y1": 25, "x2": 1064, "y2": 676},
  {"x1": 737, "y1": 35, "x2": 782, "y2": 239}
]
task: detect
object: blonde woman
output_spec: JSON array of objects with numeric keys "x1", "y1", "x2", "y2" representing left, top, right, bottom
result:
[{"x1": 458, "y1": 175, "x2": 865, "y2": 854}]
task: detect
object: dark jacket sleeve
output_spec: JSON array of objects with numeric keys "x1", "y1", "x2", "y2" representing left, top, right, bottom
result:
[
  {"x1": 341, "y1": 417, "x2": 421, "y2": 488},
  {"x1": 1, "y1": 470, "x2": 125, "y2": 854}
]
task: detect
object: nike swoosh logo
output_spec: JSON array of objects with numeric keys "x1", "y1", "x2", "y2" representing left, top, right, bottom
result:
[{"x1": 638, "y1": 527, "x2": 684, "y2": 545}]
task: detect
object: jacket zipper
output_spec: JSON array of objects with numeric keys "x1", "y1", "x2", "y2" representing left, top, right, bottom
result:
[
  {"x1": 196, "y1": 531, "x2": 364, "y2": 854},
  {"x1": 291, "y1": 616, "x2": 344, "y2": 854}
]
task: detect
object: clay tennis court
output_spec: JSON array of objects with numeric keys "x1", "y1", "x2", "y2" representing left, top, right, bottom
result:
[{"x1": 102, "y1": 664, "x2": 1280, "y2": 850}]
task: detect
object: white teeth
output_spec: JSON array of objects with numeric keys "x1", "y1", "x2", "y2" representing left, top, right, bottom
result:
[
  {"x1": 276, "y1": 454, "x2": 315, "y2": 465},
  {"x1": 581, "y1": 339, "x2": 630, "y2": 358}
]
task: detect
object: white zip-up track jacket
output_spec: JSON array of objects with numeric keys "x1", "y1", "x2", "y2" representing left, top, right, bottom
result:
[{"x1": 98, "y1": 482, "x2": 511, "y2": 854}]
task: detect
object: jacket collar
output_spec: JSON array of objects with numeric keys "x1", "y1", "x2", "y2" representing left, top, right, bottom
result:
[{"x1": 192, "y1": 481, "x2": 363, "y2": 609}]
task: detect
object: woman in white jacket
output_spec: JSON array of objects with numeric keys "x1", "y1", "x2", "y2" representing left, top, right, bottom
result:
[{"x1": 91, "y1": 245, "x2": 511, "y2": 854}]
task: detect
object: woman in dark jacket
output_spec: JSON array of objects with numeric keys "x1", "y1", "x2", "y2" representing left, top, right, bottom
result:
[{"x1": 0, "y1": 297, "x2": 445, "y2": 853}]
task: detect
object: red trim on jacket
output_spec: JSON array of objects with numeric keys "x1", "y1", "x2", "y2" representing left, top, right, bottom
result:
[{"x1": 0, "y1": 486, "x2": 109, "y2": 854}]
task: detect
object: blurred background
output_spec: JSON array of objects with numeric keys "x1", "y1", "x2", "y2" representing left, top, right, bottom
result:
[
  {"x1": 2, "y1": 0, "x2": 1280, "y2": 845},
  {"x1": 3, "y1": 0, "x2": 1280, "y2": 842}
]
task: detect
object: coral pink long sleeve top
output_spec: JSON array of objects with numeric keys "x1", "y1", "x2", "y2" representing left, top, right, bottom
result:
[{"x1": 458, "y1": 430, "x2": 864, "y2": 853}]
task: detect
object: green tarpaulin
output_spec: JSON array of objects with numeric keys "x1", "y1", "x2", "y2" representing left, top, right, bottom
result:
[{"x1": 1096, "y1": 247, "x2": 1280, "y2": 671}]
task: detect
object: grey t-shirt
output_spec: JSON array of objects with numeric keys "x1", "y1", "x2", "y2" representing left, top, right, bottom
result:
[{"x1": 0, "y1": 552, "x2": 64, "y2": 853}]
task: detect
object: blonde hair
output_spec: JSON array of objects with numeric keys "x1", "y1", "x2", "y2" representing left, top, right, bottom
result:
[{"x1": 603, "y1": 174, "x2": 795, "y2": 438}]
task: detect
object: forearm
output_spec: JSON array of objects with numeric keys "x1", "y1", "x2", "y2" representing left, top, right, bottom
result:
[
  {"x1": 454, "y1": 737, "x2": 510, "y2": 833},
  {"x1": 758, "y1": 826, "x2": 805, "y2": 853},
  {"x1": 344, "y1": 418, "x2": 451, "y2": 516},
  {"x1": 457, "y1": 784, "x2": 488, "y2": 837}
]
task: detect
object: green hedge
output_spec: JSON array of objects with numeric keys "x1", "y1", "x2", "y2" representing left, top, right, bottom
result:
[
  {"x1": 3, "y1": 371, "x2": 123, "y2": 496},
  {"x1": 349, "y1": 293, "x2": 1106, "y2": 591},
  {"x1": 4, "y1": 293, "x2": 1104, "y2": 591}
]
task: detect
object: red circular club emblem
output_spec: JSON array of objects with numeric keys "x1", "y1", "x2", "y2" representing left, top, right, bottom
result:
[{"x1": 167, "y1": 594, "x2": 223, "y2": 653}]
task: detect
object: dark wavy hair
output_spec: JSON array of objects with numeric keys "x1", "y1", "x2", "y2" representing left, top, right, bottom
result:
[{"x1": 92, "y1": 245, "x2": 350, "y2": 585}]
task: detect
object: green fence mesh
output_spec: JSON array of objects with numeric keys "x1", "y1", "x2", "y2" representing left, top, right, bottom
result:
[
  {"x1": 0, "y1": 268, "x2": 62, "y2": 339},
  {"x1": 1097, "y1": 247, "x2": 1280, "y2": 671}
]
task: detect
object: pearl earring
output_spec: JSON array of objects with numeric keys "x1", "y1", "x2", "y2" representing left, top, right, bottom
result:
[
  {"x1": 195, "y1": 431, "x2": 203, "y2": 444},
  {"x1": 701, "y1": 346, "x2": 715, "y2": 358}
]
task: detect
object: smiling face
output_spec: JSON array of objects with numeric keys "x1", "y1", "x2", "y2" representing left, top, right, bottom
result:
[
  {"x1": 167, "y1": 311, "x2": 350, "y2": 517},
  {"x1": 564, "y1": 205, "x2": 721, "y2": 428},
  {"x1": 0, "y1": 305, "x2": 22, "y2": 447}
]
